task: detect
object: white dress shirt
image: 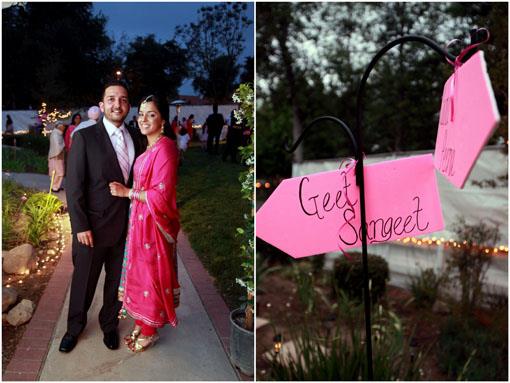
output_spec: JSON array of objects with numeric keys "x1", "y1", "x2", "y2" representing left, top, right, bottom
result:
[{"x1": 102, "y1": 117, "x2": 135, "y2": 174}]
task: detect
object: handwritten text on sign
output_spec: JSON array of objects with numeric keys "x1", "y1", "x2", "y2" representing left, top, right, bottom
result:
[
  {"x1": 434, "y1": 51, "x2": 500, "y2": 188},
  {"x1": 256, "y1": 154, "x2": 444, "y2": 258}
]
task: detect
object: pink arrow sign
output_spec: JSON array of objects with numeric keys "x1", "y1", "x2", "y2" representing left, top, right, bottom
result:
[
  {"x1": 256, "y1": 154, "x2": 444, "y2": 258},
  {"x1": 434, "y1": 51, "x2": 500, "y2": 188}
]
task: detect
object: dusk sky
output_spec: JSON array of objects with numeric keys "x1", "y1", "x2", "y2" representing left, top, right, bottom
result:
[{"x1": 92, "y1": 2, "x2": 254, "y2": 95}]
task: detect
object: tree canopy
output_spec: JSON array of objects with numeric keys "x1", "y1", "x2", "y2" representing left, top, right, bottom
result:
[
  {"x1": 175, "y1": 3, "x2": 252, "y2": 103},
  {"x1": 256, "y1": 3, "x2": 508, "y2": 178},
  {"x1": 122, "y1": 35, "x2": 188, "y2": 105},
  {"x1": 2, "y1": 2, "x2": 114, "y2": 108}
]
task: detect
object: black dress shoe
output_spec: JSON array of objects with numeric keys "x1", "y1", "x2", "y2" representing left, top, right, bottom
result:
[
  {"x1": 59, "y1": 332, "x2": 78, "y2": 353},
  {"x1": 103, "y1": 330, "x2": 119, "y2": 350}
]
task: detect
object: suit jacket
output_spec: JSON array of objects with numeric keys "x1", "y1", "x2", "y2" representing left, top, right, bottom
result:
[{"x1": 66, "y1": 120, "x2": 143, "y2": 247}]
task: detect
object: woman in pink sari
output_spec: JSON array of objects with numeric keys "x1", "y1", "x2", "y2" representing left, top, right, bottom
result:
[{"x1": 109, "y1": 94, "x2": 180, "y2": 352}]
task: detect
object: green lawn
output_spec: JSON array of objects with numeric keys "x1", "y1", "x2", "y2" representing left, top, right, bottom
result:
[
  {"x1": 177, "y1": 145, "x2": 250, "y2": 310},
  {"x1": 3, "y1": 146, "x2": 47, "y2": 174}
]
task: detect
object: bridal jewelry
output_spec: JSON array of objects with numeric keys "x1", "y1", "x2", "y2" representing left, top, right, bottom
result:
[{"x1": 147, "y1": 134, "x2": 163, "y2": 150}]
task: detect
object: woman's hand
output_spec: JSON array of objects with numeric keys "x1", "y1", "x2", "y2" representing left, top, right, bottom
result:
[{"x1": 109, "y1": 182, "x2": 130, "y2": 198}]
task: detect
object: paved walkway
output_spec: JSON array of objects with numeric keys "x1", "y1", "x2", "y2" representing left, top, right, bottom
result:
[{"x1": 2, "y1": 173, "x2": 243, "y2": 381}]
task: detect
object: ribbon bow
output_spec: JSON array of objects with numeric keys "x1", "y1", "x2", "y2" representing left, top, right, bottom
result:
[{"x1": 444, "y1": 28, "x2": 490, "y2": 123}]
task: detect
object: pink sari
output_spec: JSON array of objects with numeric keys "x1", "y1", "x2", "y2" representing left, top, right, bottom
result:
[{"x1": 123, "y1": 136, "x2": 180, "y2": 327}]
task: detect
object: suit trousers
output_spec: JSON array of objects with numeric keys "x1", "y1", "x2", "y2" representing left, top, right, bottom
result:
[{"x1": 67, "y1": 236, "x2": 125, "y2": 336}]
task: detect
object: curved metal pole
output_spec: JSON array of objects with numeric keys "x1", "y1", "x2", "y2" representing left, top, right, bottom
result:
[
  {"x1": 355, "y1": 35, "x2": 456, "y2": 380},
  {"x1": 285, "y1": 115, "x2": 358, "y2": 156}
]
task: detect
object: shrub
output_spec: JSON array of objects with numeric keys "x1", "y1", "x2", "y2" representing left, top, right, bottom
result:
[
  {"x1": 408, "y1": 268, "x2": 443, "y2": 308},
  {"x1": 332, "y1": 253, "x2": 389, "y2": 304},
  {"x1": 11, "y1": 134, "x2": 50, "y2": 156},
  {"x1": 2, "y1": 146, "x2": 48, "y2": 174},
  {"x1": 269, "y1": 293, "x2": 425, "y2": 380},
  {"x1": 22, "y1": 192, "x2": 62, "y2": 247},
  {"x1": 446, "y1": 217, "x2": 500, "y2": 313},
  {"x1": 2, "y1": 180, "x2": 30, "y2": 249},
  {"x1": 438, "y1": 316, "x2": 508, "y2": 380}
]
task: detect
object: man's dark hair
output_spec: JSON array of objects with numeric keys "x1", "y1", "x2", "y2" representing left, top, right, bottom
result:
[{"x1": 101, "y1": 79, "x2": 129, "y2": 100}]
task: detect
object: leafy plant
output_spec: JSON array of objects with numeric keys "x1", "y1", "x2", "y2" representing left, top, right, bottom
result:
[
  {"x1": 446, "y1": 217, "x2": 500, "y2": 313},
  {"x1": 408, "y1": 267, "x2": 444, "y2": 308},
  {"x1": 233, "y1": 83, "x2": 254, "y2": 331},
  {"x1": 438, "y1": 316, "x2": 508, "y2": 380},
  {"x1": 291, "y1": 263, "x2": 316, "y2": 315},
  {"x1": 269, "y1": 293, "x2": 425, "y2": 380},
  {"x1": 332, "y1": 253, "x2": 389, "y2": 304},
  {"x1": 22, "y1": 192, "x2": 62, "y2": 247},
  {"x1": 256, "y1": 253, "x2": 281, "y2": 294},
  {"x1": 2, "y1": 180, "x2": 30, "y2": 249}
]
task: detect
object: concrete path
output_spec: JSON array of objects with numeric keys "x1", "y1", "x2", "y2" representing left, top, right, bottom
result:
[
  {"x1": 3, "y1": 173, "x2": 241, "y2": 381},
  {"x1": 39, "y1": 256, "x2": 237, "y2": 381}
]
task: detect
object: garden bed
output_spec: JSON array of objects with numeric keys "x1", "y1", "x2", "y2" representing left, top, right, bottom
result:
[
  {"x1": 2, "y1": 239, "x2": 63, "y2": 372},
  {"x1": 256, "y1": 271, "x2": 507, "y2": 381},
  {"x1": 2, "y1": 180, "x2": 66, "y2": 372}
]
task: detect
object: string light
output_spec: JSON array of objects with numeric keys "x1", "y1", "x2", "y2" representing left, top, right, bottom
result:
[
  {"x1": 273, "y1": 334, "x2": 283, "y2": 354},
  {"x1": 38, "y1": 102, "x2": 72, "y2": 136},
  {"x1": 397, "y1": 236, "x2": 508, "y2": 257}
]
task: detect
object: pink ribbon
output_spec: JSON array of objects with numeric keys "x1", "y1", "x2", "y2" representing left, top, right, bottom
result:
[
  {"x1": 445, "y1": 28, "x2": 490, "y2": 123},
  {"x1": 336, "y1": 157, "x2": 358, "y2": 261}
]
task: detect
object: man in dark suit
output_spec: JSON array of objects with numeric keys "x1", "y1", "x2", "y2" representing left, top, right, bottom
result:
[
  {"x1": 206, "y1": 104, "x2": 224, "y2": 154},
  {"x1": 59, "y1": 80, "x2": 142, "y2": 353}
]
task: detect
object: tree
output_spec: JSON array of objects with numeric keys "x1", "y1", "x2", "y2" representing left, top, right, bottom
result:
[
  {"x1": 2, "y1": 2, "x2": 115, "y2": 108},
  {"x1": 256, "y1": 3, "x2": 507, "y2": 177},
  {"x1": 239, "y1": 56, "x2": 254, "y2": 85},
  {"x1": 122, "y1": 35, "x2": 188, "y2": 104},
  {"x1": 175, "y1": 3, "x2": 252, "y2": 103}
]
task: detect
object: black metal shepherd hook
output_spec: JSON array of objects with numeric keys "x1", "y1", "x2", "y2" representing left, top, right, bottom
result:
[{"x1": 285, "y1": 28, "x2": 487, "y2": 380}]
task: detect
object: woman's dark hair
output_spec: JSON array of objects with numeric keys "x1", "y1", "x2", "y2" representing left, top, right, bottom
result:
[
  {"x1": 138, "y1": 94, "x2": 175, "y2": 140},
  {"x1": 71, "y1": 113, "x2": 82, "y2": 126},
  {"x1": 6, "y1": 114, "x2": 12, "y2": 124}
]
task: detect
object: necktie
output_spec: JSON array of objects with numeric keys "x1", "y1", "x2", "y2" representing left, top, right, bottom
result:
[{"x1": 114, "y1": 129, "x2": 129, "y2": 183}]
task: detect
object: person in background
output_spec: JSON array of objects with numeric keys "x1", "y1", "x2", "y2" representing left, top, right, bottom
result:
[
  {"x1": 186, "y1": 114, "x2": 194, "y2": 140},
  {"x1": 222, "y1": 109, "x2": 243, "y2": 163},
  {"x1": 65, "y1": 113, "x2": 82, "y2": 152},
  {"x1": 5, "y1": 114, "x2": 14, "y2": 135},
  {"x1": 171, "y1": 116, "x2": 179, "y2": 136},
  {"x1": 206, "y1": 104, "x2": 224, "y2": 154},
  {"x1": 177, "y1": 124, "x2": 190, "y2": 163},
  {"x1": 48, "y1": 123, "x2": 66, "y2": 192},
  {"x1": 71, "y1": 106, "x2": 101, "y2": 138},
  {"x1": 128, "y1": 115, "x2": 138, "y2": 131},
  {"x1": 199, "y1": 122, "x2": 208, "y2": 151}
]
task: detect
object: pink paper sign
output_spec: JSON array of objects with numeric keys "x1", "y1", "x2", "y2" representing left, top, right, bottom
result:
[
  {"x1": 256, "y1": 154, "x2": 444, "y2": 258},
  {"x1": 434, "y1": 51, "x2": 500, "y2": 188}
]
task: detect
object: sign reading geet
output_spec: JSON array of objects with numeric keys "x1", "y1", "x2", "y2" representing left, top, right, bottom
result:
[{"x1": 256, "y1": 154, "x2": 444, "y2": 258}]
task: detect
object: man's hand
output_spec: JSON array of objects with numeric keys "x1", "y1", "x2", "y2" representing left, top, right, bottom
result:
[{"x1": 77, "y1": 230, "x2": 94, "y2": 247}]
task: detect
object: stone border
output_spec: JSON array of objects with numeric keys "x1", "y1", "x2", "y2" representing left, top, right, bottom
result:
[{"x1": 3, "y1": 235, "x2": 73, "y2": 381}]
